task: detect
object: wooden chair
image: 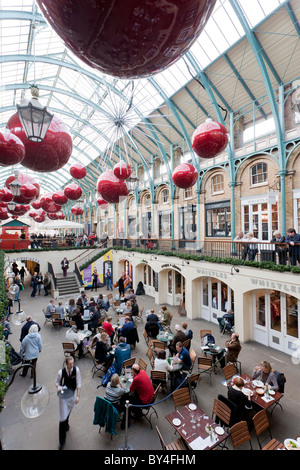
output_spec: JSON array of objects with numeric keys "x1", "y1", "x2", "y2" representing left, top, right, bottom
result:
[
  {"x1": 138, "y1": 357, "x2": 147, "y2": 371},
  {"x1": 146, "y1": 347, "x2": 155, "y2": 369},
  {"x1": 182, "y1": 338, "x2": 190, "y2": 350},
  {"x1": 121, "y1": 357, "x2": 136, "y2": 374},
  {"x1": 188, "y1": 348, "x2": 197, "y2": 373},
  {"x1": 221, "y1": 363, "x2": 237, "y2": 386},
  {"x1": 140, "y1": 384, "x2": 161, "y2": 428},
  {"x1": 150, "y1": 370, "x2": 168, "y2": 392},
  {"x1": 133, "y1": 305, "x2": 144, "y2": 324},
  {"x1": 200, "y1": 329, "x2": 212, "y2": 344},
  {"x1": 155, "y1": 426, "x2": 187, "y2": 451},
  {"x1": 230, "y1": 421, "x2": 253, "y2": 450},
  {"x1": 172, "y1": 387, "x2": 191, "y2": 409},
  {"x1": 62, "y1": 342, "x2": 77, "y2": 359},
  {"x1": 151, "y1": 340, "x2": 167, "y2": 356},
  {"x1": 51, "y1": 312, "x2": 63, "y2": 326},
  {"x1": 186, "y1": 372, "x2": 200, "y2": 403},
  {"x1": 252, "y1": 409, "x2": 273, "y2": 449},
  {"x1": 262, "y1": 438, "x2": 285, "y2": 450},
  {"x1": 211, "y1": 398, "x2": 231, "y2": 431},
  {"x1": 198, "y1": 356, "x2": 213, "y2": 384},
  {"x1": 143, "y1": 329, "x2": 154, "y2": 347},
  {"x1": 43, "y1": 307, "x2": 52, "y2": 326}
]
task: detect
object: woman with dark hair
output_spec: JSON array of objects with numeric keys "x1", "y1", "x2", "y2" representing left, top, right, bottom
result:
[{"x1": 71, "y1": 308, "x2": 84, "y2": 330}]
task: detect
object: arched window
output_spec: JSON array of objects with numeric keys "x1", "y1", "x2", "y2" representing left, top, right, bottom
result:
[
  {"x1": 211, "y1": 173, "x2": 224, "y2": 194},
  {"x1": 161, "y1": 188, "x2": 169, "y2": 204},
  {"x1": 251, "y1": 163, "x2": 267, "y2": 185}
]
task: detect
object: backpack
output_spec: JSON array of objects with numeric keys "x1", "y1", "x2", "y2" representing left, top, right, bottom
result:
[
  {"x1": 171, "y1": 370, "x2": 188, "y2": 392},
  {"x1": 101, "y1": 365, "x2": 116, "y2": 387},
  {"x1": 186, "y1": 329, "x2": 193, "y2": 340},
  {"x1": 274, "y1": 370, "x2": 286, "y2": 393},
  {"x1": 203, "y1": 333, "x2": 215, "y2": 346}
]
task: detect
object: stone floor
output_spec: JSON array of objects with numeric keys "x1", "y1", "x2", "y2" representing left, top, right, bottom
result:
[{"x1": 1, "y1": 276, "x2": 300, "y2": 455}]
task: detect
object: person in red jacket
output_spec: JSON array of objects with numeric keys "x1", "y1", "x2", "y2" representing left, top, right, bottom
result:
[
  {"x1": 102, "y1": 316, "x2": 115, "y2": 344},
  {"x1": 128, "y1": 364, "x2": 154, "y2": 420}
]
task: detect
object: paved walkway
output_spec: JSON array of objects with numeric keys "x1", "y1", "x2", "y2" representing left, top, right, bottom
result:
[{"x1": 1, "y1": 278, "x2": 300, "y2": 452}]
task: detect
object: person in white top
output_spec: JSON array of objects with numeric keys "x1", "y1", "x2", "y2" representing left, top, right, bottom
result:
[
  {"x1": 154, "y1": 350, "x2": 173, "y2": 373},
  {"x1": 65, "y1": 325, "x2": 83, "y2": 358}
]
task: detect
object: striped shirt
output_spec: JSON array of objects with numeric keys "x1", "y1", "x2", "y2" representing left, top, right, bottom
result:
[{"x1": 104, "y1": 383, "x2": 125, "y2": 404}]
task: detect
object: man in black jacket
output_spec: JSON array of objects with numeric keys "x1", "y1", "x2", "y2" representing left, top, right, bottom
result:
[{"x1": 286, "y1": 228, "x2": 300, "y2": 266}]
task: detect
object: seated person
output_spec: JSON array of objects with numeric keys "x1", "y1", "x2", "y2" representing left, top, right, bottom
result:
[
  {"x1": 252, "y1": 361, "x2": 279, "y2": 391},
  {"x1": 102, "y1": 316, "x2": 115, "y2": 343},
  {"x1": 89, "y1": 297, "x2": 97, "y2": 313},
  {"x1": 160, "y1": 306, "x2": 171, "y2": 329},
  {"x1": 97, "y1": 294, "x2": 106, "y2": 310},
  {"x1": 225, "y1": 333, "x2": 242, "y2": 363},
  {"x1": 217, "y1": 309, "x2": 234, "y2": 332},
  {"x1": 125, "y1": 289, "x2": 136, "y2": 303},
  {"x1": 65, "y1": 325, "x2": 83, "y2": 358},
  {"x1": 154, "y1": 350, "x2": 173, "y2": 373},
  {"x1": 104, "y1": 373, "x2": 126, "y2": 426},
  {"x1": 146, "y1": 309, "x2": 159, "y2": 323},
  {"x1": 119, "y1": 316, "x2": 135, "y2": 339},
  {"x1": 67, "y1": 298, "x2": 76, "y2": 317},
  {"x1": 87, "y1": 306, "x2": 101, "y2": 331},
  {"x1": 181, "y1": 321, "x2": 193, "y2": 340},
  {"x1": 55, "y1": 301, "x2": 65, "y2": 321},
  {"x1": 168, "y1": 324, "x2": 186, "y2": 356},
  {"x1": 90, "y1": 332, "x2": 113, "y2": 370},
  {"x1": 128, "y1": 364, "x2": 155, "y2": 418},
  {"x1": 113, "y1": 337, "x2": 131, "y2": 375},
  {"x1": 71, "y1": 308, "x2": 84, "y2": 330},
  {"x1": 228, "y1": 376, "x2": 252, "y2": 423},
  {"x1": 130, "y1": 301, "x2": 139, "y2": 318},
  {"x1": 76, "y1": 297, "x2": 84, "y2": 314},
  {"x1": 45, "y1": 300, "x2": 56, "y2": 318},
  {"x1": 174, "y1": 342, "x2": 192, "y2": 371},
  {"x1": 145, "y1": 319, "x2": 160, "y2": 338},
  {"x1": 123, "y1": 301, "x2": 132, "y2": 315}
]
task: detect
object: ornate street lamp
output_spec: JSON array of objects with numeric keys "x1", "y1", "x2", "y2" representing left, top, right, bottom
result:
[
  {"x1": 17, "y1": 85, "x2": 53, "y2": 142},
  {"x1": 126, "y1": 176, "x2": 138, "y2": 192}
]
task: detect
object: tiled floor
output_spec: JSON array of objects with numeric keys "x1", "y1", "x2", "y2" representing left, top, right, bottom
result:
[{"x1": 1, "y1": 278, "x2": 300, "y2": 452}]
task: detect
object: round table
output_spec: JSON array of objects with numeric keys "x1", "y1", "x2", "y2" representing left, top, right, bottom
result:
[{"x1": 156, "y1": 332, "x2": 174, "y2": 343}]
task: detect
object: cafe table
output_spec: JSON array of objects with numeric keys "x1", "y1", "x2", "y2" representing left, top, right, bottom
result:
[
  {"x1": 236, "y1": 374, "x2": 284, "y2": 411},
  {"x1": 166, "y1": 403, "x2": 228, "y2": 450},
  {"x1": 201, "y1": 344, "x2": 223, "y2": 373},
  {"x1": 156, "y1": 332, "x2": 174, "y2": 343}
]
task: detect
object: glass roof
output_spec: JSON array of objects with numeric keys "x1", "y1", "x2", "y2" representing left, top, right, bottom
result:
[{"x1": 0, "y1": 0, "x2": 287, "y2": 198}]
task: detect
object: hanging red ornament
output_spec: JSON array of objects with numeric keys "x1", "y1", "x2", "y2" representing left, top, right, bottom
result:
[
  {"x1": 113, "y1": 161, "x2": 131, "y2": 180},
  {"x1": 64, "y1": 183, "x2": 82, "y2": 201},
  {"x1": 57, "y1": 212, "x2": 65, "y2": 219},
  {"x1": 20, "y1": 183, "x2": 38, "y2": 201},
  {"x1": 96, "y1": 198, "x2": 108, "y2": 210},
  {"x1": 0, "y1": 207, "x2": 9, "y2": 220},
  {"x1": 69, "y1": 162, "x2": 87, "y2": 180},
  {"x1": 191, "y1": 119, "x2": 229, "y2": 159},
  {"x1": 52, "y1": 190, "x2": 68, "y2": 205},
  {"x1": 31, "y1": 200, "x2": 41, "y2": 210},
  {"x1": 0, "y1": 201, "x2": 7, "y2": 208},
  {"x1": 71, "y1": 206, "x2": 84, "y2": 216},
  {"x1": 47, "y1": 212, "x2": 59, "y2": 220},
  {"x1": 40, "y1": 193, "x2": 62, "y2": 213},
  {"x1": 5, "y1": 173, "x2": 40, "y2": 202},
  {"x1": 97, "y1": 170, "x2": 128, "y2": 203},
  {"x1": 172, "y1": 163, "x2": 198, "y2": 189},
  {"x1": 6, "y1": 113, "x2": 73, "y2": 172},
  {"x1": 0, "y1": 129, "x2": 25, "y2": 167},
  {"x1": 35, "y1": 0, "x2": 215, "y2": 79},
  {"x1": 0, "y1": 187, "x2": 13, "y2": 202},
  {"x1": 34, "y1": 214, "x2": 46, "y2": 223}
]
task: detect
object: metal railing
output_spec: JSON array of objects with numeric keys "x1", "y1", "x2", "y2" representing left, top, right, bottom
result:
[{"x1": 47, "y1": 262, "x2": 57, "y2": 289}]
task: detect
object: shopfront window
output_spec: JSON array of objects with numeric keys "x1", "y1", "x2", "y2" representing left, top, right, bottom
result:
[
  {"x1": 168, "y1": 270, "x2": 172, "y2": 294},
  {"x1": 270, "y1": 290, "x2": 281, "y2": 332},
  {"x1": 159, "y1": 212, "x2": 172, "y2": 238},
  {"x1": 255, "y1": 290, "x2": 266, "y2": 327},
  {"x1": 205, "y1": 201, "x2": 231, "y2": 237},
  {"x1": 179, "y1": 207, "x2": 196, "y2": 240},
  {"x1": 286, "y1": 294, "x2": 298, "y2": 338},
  {"x1": 203, "y1": 279, "x2": 209, "y2": 306}
]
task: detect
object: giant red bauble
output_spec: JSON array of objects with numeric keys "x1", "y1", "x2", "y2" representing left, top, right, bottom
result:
[
  {"x1": 5, "y1": 173, "x2": 40, "y2": 202},
  {"x1": 0, "y1": 208, "x2": 9, "y2": 220},
  {"x1": 47, "y1": 212, "x2": 59, "y2": 220},
  {"x1": 64, "y1": 183, "x2": 82, "y2": 201},
  {"x1": 97, "y1": 198, "x2": 108, "y2": 210},
  {"x1": 36, "y1": 0, "x2": 216, "y2": 79},
  {"x1": 20, "y1": 183, "x2": 38, "y2": 201},
  {"x1": 0, "y1": 187, "x2": 13, "y2": 202},
  {"x1": 40, "y1": 193, "x2": 62, "y2": 213},
  {"x1": 71, "y1": 206, "x2": 84, "y2": 216},
  {"x1": 0, "y1": 129, "x2": 25, "y2": 166},
  {"x1": 31, "y1": 200, "x2": 41, "y2": 210},
  {"x1": 113, "y1": 161, "x2": 131, "y2": 180},
  {"x1": 6, "y1": 113, "x2": 73, "y2": 172},
  {"x1": 34, "y1": 214, "x2": 46, "y2": 223},
  {"x1": 52, "y1": 190, "x2": 68, "y2": 206},
  {"x1": 69, "y1": 162, "x2": 87, "y2": 180},
  {"x1": 57, "y1": 212, "x2": 65, "y2": 219},
  {"x1": 191, "y1": 119, "x2": 229, "y2": 159},
  {"x1": 172, "y1": 163, "x2": 198, "y2": 189},
  {"x1": 97, "y1": 170, "x2": 128, "y2": 203}
]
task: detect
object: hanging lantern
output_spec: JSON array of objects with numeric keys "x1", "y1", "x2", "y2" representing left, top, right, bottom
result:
[
  {"x1": 0, "y1": 129, "x2": 25, "y2": 167},
  {"x1": 8, "y1": 176, "x2": 22, "y2": 197},
  {"x1": 16, "y1": 85, "x2": 53, "y2": 142},
  {"x1": 113, "y1": 161, "x2": 131, "y2": 180},
  {"x1": 64, "y1": 183, "x2": 82, "y2": 201},
  {"x1": 126, "y1": 176, "x2": 138, "y2": 192},
  {"x1": 69, "y1": 162, "x2": 87, "y2": 180},
  {"x1": 172, "y1": 163, "x2": 198, "y2": 189},
  {"x1": 97, "y1": 170, "x2": 128, "y2": 203},
  {"x1": 7, "y1": 113, "x2": 73, "y2": 173},
  {"x1": 191, "y1": 118, "x2": 229, "y2": 159},
  {"x1": 5, "y1": 173, "x2": 40, "y2": 203},
  {"x1": 36, "y1": 0, "x2": 216, "y2": 79},
  {"x1": 52, "y1": 190, "x2": 68, "y2": 206}
]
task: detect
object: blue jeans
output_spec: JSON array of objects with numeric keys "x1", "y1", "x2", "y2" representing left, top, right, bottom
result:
[{"x1": 106, "y1": 279, "x2": 113, "y2": 290}]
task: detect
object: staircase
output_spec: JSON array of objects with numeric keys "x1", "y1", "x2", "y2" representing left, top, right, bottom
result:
[{"x1": 55, "y1": 272, "x2": 81, "y2": 298}]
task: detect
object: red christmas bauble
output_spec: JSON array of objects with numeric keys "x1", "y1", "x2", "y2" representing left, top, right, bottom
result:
[
  {"x1": 0, "y1": 187, "x2": 13, "y2": 202},
  {"x1": 35, "y1": 0, "x2": 215, "y2": 79},
  {"x1": 71, "y1": 206, "x2": 84, "y2": 216},
  {"x1": 172, "y1": 163, "x2": 198, "y2": 189},
  {"x1": 52, "y1": 190, "x2": 68, "y2": 205},
  {"x1": 6, "y1": 113, "x2": 73, "y2": 172},
  {"x1": 97, "y1": 198, "x2": 108, "y2": 210},
  {"x1": 5, "y1": 173, "x2": 40, "y2": 202},
  {"x1": 0, "y1": 207, "x2": 9, "y2": 220},
  {"x1": 57, "y1": 212, "x2": 65, "y2": 219},
  {"x1": 34, "y1": 214, "x2": 46, "y2": 223},
  {"x1": 20, "y1": 183, "x2": 38, "y2": 201},
  {"x1": 97, "y1": 170, "x2": 128, "y2": 203},
  {"x1": 40, "y1": 193, "x2": 62, "y2": 213},
  {"x1": 191, "y1": 119, "x2": 229, "y2": 159},
  {"x1": 64, "y1": 183, "x2": 82, "y2": 201},
  {"x1": 0, "y1": 129, "x2": 25, "y2": 166},
  {"x1": 70, "y1": 162, "x2": 87, "y2": 180},
  {"x1": 47, "y1": 212, "x2": 59, "y2": 220},
  {"x1": 28, "y1": 210, "x2": 37, "y2": 218},
  {"x1": 0, "y1": 201, "x2": 7, "y2": 208},
  {"x1": 9, "y1": 204, "x2": 30, "y2": 216},
  {"x1": 31, "y1": 200, "x2": 41, "y2": 210},
  {"x1": 113, "y1": 161, "x2": 131, "y2": 180}
]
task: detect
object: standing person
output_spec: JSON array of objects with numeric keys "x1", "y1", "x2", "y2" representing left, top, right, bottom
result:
[
  {"x1": 118, "y1": 275, "x2": 125, "y2": 298},
  {"x1": 19, "y1": 316, "x2": 41, "y2": 343},
  {"x1": 91, "y1": 269, "x2": 99, "y2": 292},
  {"x1": 13, "y1": 275, "x2": 22, "y2": 301},
  {"x1": 270, "y1": 231, "x2": 288, "y2": 265},
  {"x1": 36, "y1": 272, "x2": 43, "y2": 296},
  {"x1": 234, "y1": 231, "x2": 248, "y2": 261},
  {"x1": 105, "y1": 269, "x2": 113, "y2": 291},
  {"x1": 20, "y1": 324, "x2": 42, "y2": 378},
  {"x1": 43, "y1": 273, "x2": 50, "y2": 296},
  {"x1": 286, "y1": 228, "x2": 300, "y2": 266},
  {"x1": 56, "y1": 356, "x2": 81, "y2": 450},
  {"x1": 61, "y1": 257, "x2": 69, "y2": 278},
  {"x1": 30, "y1": 272, "x2": 38, "y2": 298},
  {"x1": 225, "y1": 332, "x2": 242, "y2": 363},
  {"x1": 19, "y1": 266, "x2": 26, "y2": 284},
  {"x1": 245, "y1": 232, "x2": 259, "y2": 261}
]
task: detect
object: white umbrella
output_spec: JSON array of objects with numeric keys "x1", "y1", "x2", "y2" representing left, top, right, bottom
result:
[{"x1": 38, "y1": 220, "x2": 84, "y2": 230}]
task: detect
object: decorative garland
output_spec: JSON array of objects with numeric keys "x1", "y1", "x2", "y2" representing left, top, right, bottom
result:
[{"x1": 0, "y1": 250, "x2": 10, "y2": 413}]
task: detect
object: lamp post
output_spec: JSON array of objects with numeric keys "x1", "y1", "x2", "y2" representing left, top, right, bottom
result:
[
  {"x1": 17, "y1": 85, "x2": 53, "y2": 142},
  {"x1": 126, "y1": 176, "x2": 138, "y2": 192}
]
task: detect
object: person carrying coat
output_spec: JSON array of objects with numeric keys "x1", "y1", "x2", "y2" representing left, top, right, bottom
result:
[{"x1": 61, "y1": 257, "x2": 69, "y2": 277}]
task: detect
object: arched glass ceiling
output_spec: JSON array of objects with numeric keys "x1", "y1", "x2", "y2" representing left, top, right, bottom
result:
[{"x1": 0, "y1": 0, "x2": 289, "y2": 197}]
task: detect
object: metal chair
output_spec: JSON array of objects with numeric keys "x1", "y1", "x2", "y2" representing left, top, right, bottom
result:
[
  {"x1": 252, "y1": 409, "x2": 273, "y2": 449},
  {"x1": 155, "y1": 426, "x2": 187, "y2": 450},
  {"x1": 140, "y1": 384, "x2": 161, "y2": 428},
  {"x1": 230, "y1": 421, "x2": 253, "y2": 450}
]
